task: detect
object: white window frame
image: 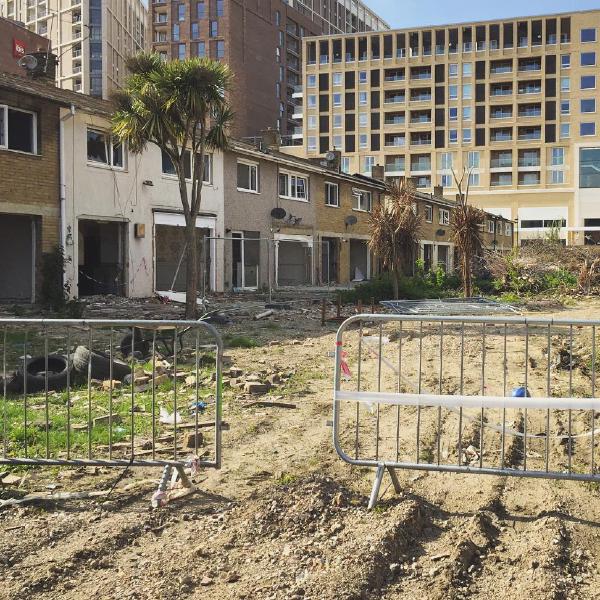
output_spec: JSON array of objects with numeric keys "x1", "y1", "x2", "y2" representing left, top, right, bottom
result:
[
  {"x1": 581, "y1": 98, "x2": 596, "y2": 114},
  {"x1": 487, "y1": 220, "x2": 495, "y2": 234},
  {"x1": 332, "y1": 72, "x2": 343, "y2": 87},
  {"x1": 440, "y1": 174, "x2": 452, "y2": 188},
  {"x1": 333, "y1": 114, "x2": 343, "y2": 129},
  {"x1": 449, "y1": 85, "x2": 458, "y2": 100},
  {"x1": 307, "y1": 74, "x2": 317, "y2": 88},
  {"x1": 463, "y1": 128, "x2": 472, "y2": 143},
  {"x1": 307, "y1": 116, "x2": 317, "y2": 130},
  {"x1": 0, "y1": 105, "x2": 38, "y2": 155},
  {"x1": 279, "y1": 170, "x2": 309, "y2": 202},
  {"x1": 440, "y1": 152, "x2": 453, "y2": 170},
  {"x1": 468, "y1": 151, "x2": 480, "y2": 169},
  {"x1": 561, "y1": 100, "x2": 570, "y2": 115},
  {"x1": 469, "y1": 172, "x2": 480, "y2": 186},
  {"x1": 581, "y1": 75, "x2": 597, "y2": 90},
  {"x1": 560, "y1": 123, "x2": 570, "y2": 139},
  {"x1": 333, "y1": 93, "x2": 342, "y2": 107},
  {"x1": 551, "y1": 147, "x2": 565, "y2": 166},
  {"x1": 550, "y1": 169, "x2": 564, "y2": 184},
  {"x1": 86, "y1": 127, "x2": 125, "y2": 169},
  {"x1": 439, "y1": 208, "x2": 450, "y2": 226},
  {"x1": 359, "y1": 113, "x2": 368, "y2": 128},
  {"x1": 359, "y1": 134, "x2": 368, "y2": 149},
  {"x1": 505, "y1": 222, "x2": 511, "y2": 236},
  {"x1": 581, "y1": 122, "x2": 596, "y2": 137},
  {"x1": 325, "y1": 182, "x2": 339, "y2": 207},
  {"x1": 307, "y1": 136, "x2": 317, "y2": 151},
  {"x1": 358, "y1": 70, "x2": 368, "y2": 84},
  {"x1": 352, "y1": 189, "x2": 372, "y2": 212},
  {"x1": 236, "y1": 159, "x2": 259, "y2": 193},
  {"x1": 425, "y1": 204, "x2": 433, "y2": 222},
  {"x1": 359, "y1": 91, "x2": 368, "y2": 105},
  {"x1": 449, "y1": 129, "x2": 458, "y2": 144},
  {"x1": 161, "y1": 149, "x2": 211, "y2": 183}
]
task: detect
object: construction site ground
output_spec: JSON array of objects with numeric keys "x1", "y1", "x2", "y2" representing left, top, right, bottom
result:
[{"x1": 1, "y1": 294, "x2": 600, "y2": 600}]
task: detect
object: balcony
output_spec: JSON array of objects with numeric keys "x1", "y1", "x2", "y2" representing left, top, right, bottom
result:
[
  {"x1": 560, "y1": 34, "x2": 570, "y2": 44},
  {"x1": 476, "y1": 41, "x2": 486, "y2": 51},
  {"x1": 410, "y1": 92, "x2": 432, "y2": 102},
  {"x1": 384, "y1": 94, "x2": 405, "y2": 105},
  {"x1": 489, "y1": 40, "x2": 500, "y2": 50},
  {"x1": 410, "y1": 115, "x2": 431, "y2": 125},
  {"x1": 518, "y1": 173, "x2": 541, "y2": 185},
  {"x1": 411, "y1": 70, "x2": 432, "y2": 81},
  {"x1": 490, "y1": 159, "x2": 513, "y2": 169},
  {"x1": 72, "y1": 65, "x2": 81, "y2": 74},
  {"x1": 396, "y1": 48, "x2": 406, "y2": 58},
  {"x1": 72, "y1": 12, "x2": 81, "y2": 23},
  {"x1": 291, "y1": 127, "x2": 303, "y2": 140},
  {"x1": 411, "y1": 161, "x2": 431, "y2": 172},
  {"x1": 518, "y1": 128, "x2": 541, "y2": 141},
  {"x1": 518, "y1": 105, "x2": 541, "y2": 118},
  {"x1": 490, "y1": 86, "x2": 512, "y2": 97},
  {"x1": 415, "y1": 176, "x2": 431, "y2": 189},
  {"x1": 547, "y1": 34, "x2": 557, "y2": 45},
  {"x1": 491, "y1": 130, "x2": 513, "y2": 142},
  {"x1": 518, "y1": 83, "x2": 541, "y2": 95},
  {"x1": 319, "y1": 55, "x2": 329, "y2": 65},
  {"x1": 385, "y1": 114, "x2": 405, "y2": 125},
  {"x1": 490, "y1": 65, "x2": 512, "y2": 75},
  {"x1": 72, "y1": 48, "x2": 81, "y2": 58},
  {"x1": 384, "y1": 136, "x2": 406, "y2": 148},
  {"x1": 518, "y1": 37, "x2": 528, "y2": 48},
  {"x1": 155, "y1": 14, "x2": 168, "y2": 24},
  {"x1": 384, "y1": 69, "x2": 405, "y2": 82},
  {"x1": 435, "y1": 44, "x2": 445, "y2": 55},
  {"x1": 491, "y1": 108, "x2": 512, "y2": 119},
  {"x1": 385, "y1": 161, "x2": 405, "y2": 174},
  {"x1": 291, "y1": 85, "x2": 303, "y2": 99},
  {"x1": 411, "y1": 136, "x2": 432, "y2": 147},
  {"x1": 491, "y1": 173, "x2": 513, "y2": 186},
  {"x1": 518, "y1": 157, "x2": 541, "y2": 167},
  {"x1": 463, "y1": 42, "x2": 473, "y2": 52},
  {"x1": 519, "y1": 60, "x2": 542, "y2": 72}
]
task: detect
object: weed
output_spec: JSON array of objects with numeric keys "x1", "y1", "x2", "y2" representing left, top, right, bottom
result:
[
  {"x1": 276, "y1": 472, "x2": 298, "y2": 486},
  {"x1": 224, "y1": 335, "x2": 258, "y2": 349}
]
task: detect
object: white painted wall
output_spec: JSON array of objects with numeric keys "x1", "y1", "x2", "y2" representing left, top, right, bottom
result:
[{"x1": 60, "y1": 107, "x2": 225, "y2": 298}]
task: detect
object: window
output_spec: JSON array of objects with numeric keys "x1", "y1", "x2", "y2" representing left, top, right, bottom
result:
[
  {"x1": 463, "y1": 106, "x2": 471, "y2": 121},
  {"x1": 463, "y1": 128, "x2": 472, "y2": 143},
  {"x1": 162, "y1": 149, "x2": 191, "y2": 178},
  {"x1": 581, "y1": 52, "x2": 596, "y2": 66},
  {"x1": 341, "y1": 157, "x2": 350, "y2": 174},
  {"x1": 172, "y1": 23, "x2": 180, "y2": 41},
  {"x1": 425, "y1": 204, "x2": 433, "y2": 222},
  {"x1": 551, "y1": 170, "x2": 564, "y2": 184},
  {"x1": 178, "y1": 4, "x2": 184, "y2": 20},
  {"x1": 333, "y1": 114, "x2": 343, "y2": 129},
  {"x1": 177, "y1": 43, "x2": 185, "y2": 60},
  {"x1": 469, "y1": 172, "x2": 479, "y2": 186},
  {"x1": 440, "y1": 174, "x2": 452, "y2": 187},
  {"x1": 325, "y1": 182, "x2": 339, "y2": 207},
  {"x1": 308, "y1": 116, "x2": 317, "y2": 130},
  {"x1": 581, "y1": 98, "x2": 596, "y2": 113},
  {"x1": 449, "y1": 129, "x2": 458, "y2": 144},
  {"x1": 449, "y1": 107, "x2": 458, "y2": 121},
  {"x1": 307, "y1": 74, "x2": 316, "y2": 88},
  {"x1": 359, "y1": 134, "x2": 368, "y2": 148},
  {"x1": 581, "y1": 122, "x2": 596, "y2": 136},
  {"x1": 196, "y1": 1, "x2": 204, "y2": 18},
  {"x1": 581, "y1": 148, "x2": 600, "y2": 188},
  {"x1": 353, "y1": 190, "x2": 372, "y2": 212},
  {"x1": 440, "y1": 152, "x2": 453, "y2": 169},
  {"x1": 561, "y1": 54, "x2": 570, "y2": 69},
  {"x1": 581, "y1": 28, "x2": 597, "y2": 43},
  {"x1": 216, "y1": 0, "x2": 223, "y2": 16},
  {"x1": 0, "y1": 106, "x2": 37, "y2": 154},
  {"x1": 561, "y1": 100, "x2": 570, "y2": 115},
  {"x1": 560, "y1": 123, "x2": 570, "y2": 138},
  {"x1": 439, "y1": 208, "x2": 450, "y2": 225},
  {"x1": 237, "y1": 160, "x2": 259, "y2": 192},
  {"x1": 462, "y1": 84, "x2": 472, "y2": 99},
  {"x1": 359, "y1": 70, "x2": 368, "y2": 84},
  {"x1": 191, "y1": 22, "x2": 199, "y2": 39},
  {"x1": 359, "y1": 91, "x2": 368, "y2": 105},
  {"x1": 487, "y1": 220, "x2": 494, "y2": 234},
  {"x1": 279, "y1": 171, "x2": 309, "y2": 201},
  {"x1": 333, "y1": 93, "x2": 342, "y2": 107},
  {"x1": 561, "y1": 77, "x2": 570, "y2": 92},
  {"x1": 505, "y1": 223, "x2": 511, "y2": 236},
  {"x1": 195, "y1": 41, "x2": 206, "y2": 57},
  {"x1": 468, "y1": 151, "x2": 480, "y2": 168},
  {"x1": 449, "y1": 85, "x2": 458, "y2": 99},
  {"x1": 274, "y1": 10, "x2": 280, "y2": 26},
  {"x1": 332, "y1": 72, "x2": 342, "y2": 86},
  {"x1": 359, "y1": 113, "x2": 368, "y2": 128},
  {"x1": 307, "y1": 95, "x2": 317, "y2": 108},
  {"x1": 210, "y1": 20, "x2": 218, "y2": 36},
  {"x1": 449, "y1": 63, "x2": 458, "y2": 77},
  {"x1": 307, "y1": 136, "x2": 317, "y2": 151},
  {"x1": 581, "y1": 75, "x2": 596, "y2": 90},
  {"x1": 552, "y1": 147, "x2": 565, "y2": 165},
  {"x1": 332, "y1": 135, "x2": 343, "y2": 150},
  {"x1": 463, "y1": 62, "x2": 472, "y2": 76},
  {"x1": 86, "y1": 128, "x2": 123, "y2": 168}
]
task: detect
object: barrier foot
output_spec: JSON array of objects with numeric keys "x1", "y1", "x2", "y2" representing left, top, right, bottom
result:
[
  {"x1": 368, "y1": 464, "x2": 386, "y2": 510},
  {"x1": 151, "y1": 464, "x2": 197, "y2": 508},
  {"x1": 387, "y1": 467, "x2": 402, "y2": 494}
]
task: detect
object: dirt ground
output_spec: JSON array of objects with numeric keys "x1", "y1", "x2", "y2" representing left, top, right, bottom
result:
[{"x1": 2, "y1": 295, "x2": 600, "y2": 600}]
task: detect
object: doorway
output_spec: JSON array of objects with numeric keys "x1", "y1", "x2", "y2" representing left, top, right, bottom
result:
[
  {"x1": 349, "y1": 239, "x2": 369, "y2": 282},
  {"x1": 232, "y1": 231, "x2": 260, "y2": 290},
  {"x1": 321, "y1": 237, "x2": 339, "y2": 285},
  {"x1": 277, "y1": 239, "x2": 312, "y2": 286},
  {"x1": 0, "y1": 214, "x2": 35, "y2": 302}
]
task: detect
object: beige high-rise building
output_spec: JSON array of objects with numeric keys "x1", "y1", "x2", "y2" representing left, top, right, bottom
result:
[
  {"x1": 289, "y1": 9, "x2": 600, "y2": 245},
  {"x1": 0, "y1": 0, "x2": 147, "y2": 98}
]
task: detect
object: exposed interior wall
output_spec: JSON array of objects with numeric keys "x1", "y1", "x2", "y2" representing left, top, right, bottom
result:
[
  {"x1": 349, "y1": 239, "x2": 368, "y2": 281},
  {"x1": 277, "y1": 240, "x2": 312, "y2": 286},
  {"x1": 0, "y1": 214, "x2": 35, "y2": 301}
]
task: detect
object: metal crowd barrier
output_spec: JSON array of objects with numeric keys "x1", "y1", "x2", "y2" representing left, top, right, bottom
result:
[
  {"x1": 1, "y1": 319, "x2": 223, "y2": 506},
  {"x1": 333, "y1": 314, "x2": 600, "y2": 509}
]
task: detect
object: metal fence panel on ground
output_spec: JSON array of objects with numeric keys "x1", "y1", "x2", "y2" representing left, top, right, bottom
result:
[
  {"x1": 333, "y1": 314, "x2": 600, "y2": 508},
  {"x1": 1, "y1": 319, "x2": 223, "y2": 505}
]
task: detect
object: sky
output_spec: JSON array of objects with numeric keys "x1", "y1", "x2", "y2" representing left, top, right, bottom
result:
[{"x1": 365, "y1": 0, "x2": 600, "y2": 28}]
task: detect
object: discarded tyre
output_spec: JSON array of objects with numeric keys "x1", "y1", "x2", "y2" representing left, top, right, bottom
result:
[
  {"x1": 120, "y1": 329, "x2": 150, "y2": 358},
  {"x1": 13, "y1": 354, "x2": 72, "y2": 393},
  {"x1": 73, "y1": 346, "x2": 131, "y2": 381}
]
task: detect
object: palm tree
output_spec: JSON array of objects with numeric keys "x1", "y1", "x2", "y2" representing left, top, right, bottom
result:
[
  {"x1": 112, "y1": 53, "x2": 233, "y2": 318},
  {"x1": 451, "y1": 168, "x2": 485, "y2": 298},
  {"x1": 369, "y1": 179, "x2": 421, "y2": 299}
]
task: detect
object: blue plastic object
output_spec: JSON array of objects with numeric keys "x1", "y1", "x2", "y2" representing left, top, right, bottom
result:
[{"x1": 511, "y1": 386, "x2": 531, "y2": 398}]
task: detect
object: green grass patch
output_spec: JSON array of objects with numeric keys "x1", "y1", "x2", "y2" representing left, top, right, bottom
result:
[{"x1": 224, "y1": 335, "x2": 259, "y2": 349}]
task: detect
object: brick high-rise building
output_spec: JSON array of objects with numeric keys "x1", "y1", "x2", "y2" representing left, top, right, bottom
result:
[
  {"x1": 293, "y1": 9, "x2": 600, "y2": 246},
  {"x1": 150, "y1": 0, "x2": 388, "y2": 137}
]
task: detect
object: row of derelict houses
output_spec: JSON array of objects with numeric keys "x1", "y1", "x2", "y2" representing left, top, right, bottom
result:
[{"x1": 0, "y1": 70, "x2": 514, "y2": 303}]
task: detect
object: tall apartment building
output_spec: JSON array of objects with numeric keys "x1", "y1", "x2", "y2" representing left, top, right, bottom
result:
[
  {"x1": 293, "y1": 10, "x2": 600, "y2": 245},
  {"x1": 149, "y1": 0, "x2": 388, "y2": 137},
  {"x1": 0, "y1": 0, "x2": 147, "y2": 98}
]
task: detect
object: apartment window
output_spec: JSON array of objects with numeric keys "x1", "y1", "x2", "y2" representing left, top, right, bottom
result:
[
  {"x1": 561, "y1": 100, "x2": 570, "y2": 115},
  {"x1": 425, "y1": 204, "x2": 433, "y2": 222},
  {"x1": 359, "y1": 70, "x2": 368, "y2": 84},
  {"x1": 274, "y1": 10, "x2": 280, "y2": 26},
  {"x1": 177, "y1": 44, "x2": 186, "y2": 60},
  {"x1": 359, "y1": 134, "x2": 368, "y2": 148},
  {"x1": 449, "y1": 85, "x2": 458, "y2": 100},
  {"x1": 325, "y1": 182, "x2": 339, "y2": 207},
  {"x1": 341, "y1": 157, "x2": 350, "y2": 174},
  {"x1": 353, "y1": 190, "x2": 372, "y2": 212},
  {"x1": 333, "y1": 93, "x2": 342, "y2": 107},
  {"x1": 332, "y1": 135, "x2": 343, "y2": 150},
  {"x1": 551, "y1": 170, "x2": 564, "y2": 184},
  {"x1": 560, "y1": 123, "x2": 570, "y2": 138},
  {"x1": 463, "y1": 62, "x2": 472, "y2": 77},
  {"x1": 449, "y1": 107, "x2": 458, "y2": 121},
  {"x1": 581, "y1": 98, "x2": 596, "y2": 113},
  {"x1": 308, "y1": 116, "x2": 317, "y2": 130},
  {"x1": 307, "y1": 136, "x2": 317, "y2": 151},
  {"x1": 487, "y1": 220, "x2": 494, "y2": 234},
  {"x1": 468, "y1": 151, "x2": 480, "y2": 168},
  {"x1": 162, "y1": 149, "x2": 191, "y2": 178},
  {"x1": 581, "y1": 51, "x2": 596, "y2": 66},
  {"x1": 359, "y1": 113, "x2": 368, "y2": 127},
  {"x1": 561, "y1": 77, "x2": 570, "y2": 92},
  {"x1": 439, "y1": 208, "x2": 450, "y2": 225},
  {"x1": 462, "y1": 84, "x2": 472, "y2": 99},
  {"x1": 449, "y1": 129, "x2": 458, "y2": 144},
  {"x1": 505, "y1": 223, "x2": 511, "y2": 236},
  {"x1": 237, "y1": 160, "x2": 259, "y2": 192},
  {"x1": 172, "y1": 23, "x2": 180, "y2": 41},
  {"x1": 191, "y1": 22, "x2": 199, "y2": 39},
  {"x1": 469, "y1": 172, "x2": 480, "y2": 186},
  {"x1": 332, "y1": 72, "x2": 342, "y2": 86},
  {"x1": 196, "y1": 1, "x2": 204, "y2": 18},
  {"x1": 440, "y1": 152, "x2": 453, "y2": 169},
  {"x1": 210, "y1": 20, "x2": 218, "y2": 36},
  {"x1": 177, "y1": 4, "x2": 184, "y2": 20},
  {"x1": 580, "y1": 148, "x2": 600, "y2": 188},
  {"x1": 581, "y1": 122, "x2": 596, "y2": 136},
  {"x1": 581, "y1": 75, "x2": 596, "y2": 90},
  {"x1": 359, "y1": 92, "x2": 368, "y2": 105},
  {"x1": 561, "y1": 54, "x2": 570, "y2": 69},
  {"x1": 581, "y1": 28, "x2": 597, "y2": 43},
  {"x1": 333, "y1": 114, "x2": 343, "y2": 129},
  {"x1": 463, "y1": 106, "x2": 471, "y2": 121},
  {"x1": 463, "y1": 128, "x2": 472, "y2": 143},
  {"x1": 307, "y1": 75, "x2": 316, "y2": 88},
  {"x1": 279, "y1": 171, "x2": 309, "y2": 201},
  {"x1": 0, "y1": 106, "x2": 37, "y2": 154},
  {"x1": 275, "y1": 47, "x2": 281, "y2": 62},
  {"x1": 216, "y1": 0, "x2": 223, "y2": 16},
  {"x1": 552, "y1": 147, "x2": 565, "y2": 165},
  {"x1": 307, "y1": 95, "x2": 317, "y2": 108},
  {"x1": 440, "y1": 174, "x2": 452, "y2": 187},
  {"x1": 449, "y1": 63, "x2": 458, "y2": 77},
  {"x1": 87, "y1": 128, "x2": 123, "y2": 168},
  {"x1": 196, "y1": 41, "x2": 206, "y2": 57}
]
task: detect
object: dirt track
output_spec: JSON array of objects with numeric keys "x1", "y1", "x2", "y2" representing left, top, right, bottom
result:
[{"x1": 2, "y1": 299, "x2": 600, "y2": 600}]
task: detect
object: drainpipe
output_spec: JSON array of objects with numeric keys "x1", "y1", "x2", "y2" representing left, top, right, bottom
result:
[{"x1": 59, "y1": 104, "x2": 76, "y2": 292}]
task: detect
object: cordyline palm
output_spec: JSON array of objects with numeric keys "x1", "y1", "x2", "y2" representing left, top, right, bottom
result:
[
  {"x1": 369, "y1": 179, "x2": 421, "y2": 299},
  {"x1": 451, "y1": 168, "x2": 485, "y2": 298},
  {"x1": 112, "y1": 53, "x2": 233, "y2": 318}
]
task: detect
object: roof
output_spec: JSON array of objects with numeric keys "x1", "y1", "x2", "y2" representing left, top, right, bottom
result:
[{"x1": 0, "y1": 71, "x2": 113, "y2": 116}]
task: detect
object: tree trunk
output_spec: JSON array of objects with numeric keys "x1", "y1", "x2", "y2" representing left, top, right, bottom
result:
[
  {"x1": 462, "y1": 252, "x2": 471, "y2": 298},
  {"x1": 184, "y1": 220, "x2": 198, "y2": 320}
]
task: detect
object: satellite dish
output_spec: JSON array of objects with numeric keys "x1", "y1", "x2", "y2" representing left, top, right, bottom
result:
[
  {"x1": 345, "y1": 215, "x2": 358, "y2": 226},
  {"x1": 270, "y1": 207, "x2": 286, "y2": 220},
  {"x1": 18, "y1": 55, "x2": 38, "y2": 70},
  {"x1": 325, "y1": 151, "x2": 337, "y2": 162}
]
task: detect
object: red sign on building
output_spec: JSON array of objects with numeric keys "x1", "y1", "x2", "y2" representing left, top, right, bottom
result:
[{"x1": 13, "y1": 38, "x2": 26, "y2": 58}]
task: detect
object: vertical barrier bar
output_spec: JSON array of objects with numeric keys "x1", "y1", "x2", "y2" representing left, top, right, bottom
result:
[
  {"x1": 23, "y1": 330, "x2": 28, "y2": 458},
  {"x1": 375, "y1": 322, "x2": 382, "y2": 461},
  {"x1": 214, "y1": 324, "x2": 223, "y2": 469},
  {"x1": 501, "y1": 323, "x2": 507, "y2": 468},
  {"x1": 194, "y1": 329, "x2": 200, "y2": 456},
  {"x1": 44, "y1": 329, "x2": 49, "y2": 459},
  {"x1": 66, "y1": 328, "x2": 71, "y2": 460},
  {"x1": 130, "y1": 326, "x2": 136, "y2": 459},
  {"x1": 568, "y1": 324, "x2": 573, "y2": 473},
  {"x1": 416, "y1": 321, "x2": 423, "y2": 463},
  {"x1": 355, "y1": 321, "x2": 363, "y2": 460},
  {"x1": 545, "y1": 324, "x2": 551, "y2": 473},
  {"x1": 2, "y1": 326, "x2": 6, "y2": 459},
  {"x1": 396, "y1": 321, "x2": 402, "y2": 462},
  {"x1": 458, "y1": 322, "x2": 465, "y2": 467},
  {"x1": 479, "y1": 322, "x2": 486, "y2": 469},
  {"x1": 173, "y1": 326, "x2": 178, "y2": 461},
  {"x1": 109, "y1": 328, "x2": 114, "y2": 460},
  {"x1": 523, "y1": 323, "x2": 529, "y2": 470},
  {"x1": 592, "y1": 326, "x2": 596, "y2": 474},
  {"x1": 437, "y1": 321, "x2": 444, "y2": 466},
  {"x1": 87, "y1": 327, "x2": 93, "y2": 460},
  {"x1": 151, "y1": 329, "x2": 157, "y2": 461}
]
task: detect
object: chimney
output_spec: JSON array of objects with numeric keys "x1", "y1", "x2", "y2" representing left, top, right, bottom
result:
[
  {"x1": 433, "y1": 185, "x2": 444, "y2": 197},
  {"x1": 371, "y1": 165, "x2": 385, "y2": 181},
  {"x1": 261, "y1": 128, "x2": 281, "y2": 150},
  {"x1": 26, "y1": 51, "x2": 58, "y2": 83}
]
